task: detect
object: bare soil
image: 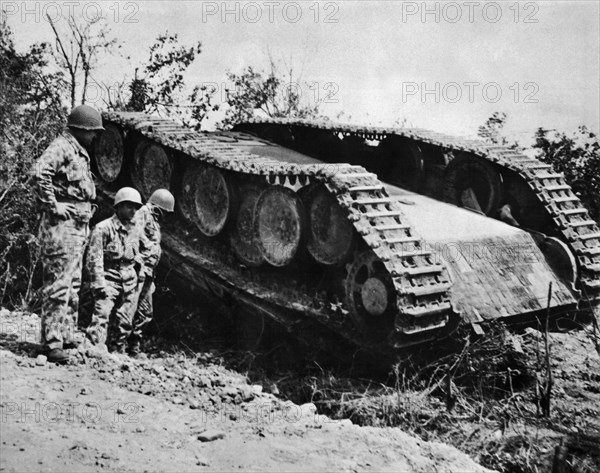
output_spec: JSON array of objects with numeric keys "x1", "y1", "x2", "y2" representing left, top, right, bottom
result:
[{"x1": 0, "y1": 309, "x2": 494, "y2": 473}]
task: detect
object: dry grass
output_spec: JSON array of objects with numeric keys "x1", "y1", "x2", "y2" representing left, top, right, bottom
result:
[{"x1": 273, "y1": 320, "x2": 600, "y2": 473}]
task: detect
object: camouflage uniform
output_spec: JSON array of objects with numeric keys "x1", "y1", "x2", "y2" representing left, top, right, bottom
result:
[
  {"x1": 85, "y1": 215, "x2": 148, "y2": 349},
  {"x1": 31, "y1": 132, "x2": 96, "y2": 350},
  {"x1": 131, "y1": 204, "x2": 162, "y2": 348}
]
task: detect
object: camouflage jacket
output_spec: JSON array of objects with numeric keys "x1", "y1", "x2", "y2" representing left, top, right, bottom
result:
[
  {"x1": 87, "y1": 215, "x2": 150, "y2": 290},
  {"x1": 133, "y1": 204, "x2": 162, "y2": 274},
  {"x1": 31, "y1": 131, "x2": 96, "y2": 213}
]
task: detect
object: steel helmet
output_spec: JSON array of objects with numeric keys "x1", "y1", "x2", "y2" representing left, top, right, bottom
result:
[
  {"x1": 67, "y1": 105, "x2": 105, "y2": 131},
  {"x1": 148, "y1": 188, "x2": 175, "y2": 212},
  {"x1": 114, "y1": 187, "x2": 142, "y2": 207}
]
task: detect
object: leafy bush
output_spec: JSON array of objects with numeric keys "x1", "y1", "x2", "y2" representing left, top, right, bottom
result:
[
  {"x1": 478, "y1": 112, "x2": 599, "y2": 223},
  {"x1": 534, "y1": 126, "x2": 600, "y2": 222},
  {"x1": 0, "y1": 16, "x2": 67, "y2": 307}
]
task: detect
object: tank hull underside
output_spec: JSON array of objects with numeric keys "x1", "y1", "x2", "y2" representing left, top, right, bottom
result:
[
  {"x1": 91, "y1": 111, "x2": 599, "y2": 355},
  {"x1": 236, "y1": 117, "x2": 600, "y2": 303}
]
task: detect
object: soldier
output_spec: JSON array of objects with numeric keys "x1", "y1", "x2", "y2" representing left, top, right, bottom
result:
[
  {"x1": 85, "y1": 187, "x2": 147, "y2": 354},
  {"x1": 130, "y1": 188, "x2": 175, "y2": 357},
  {"x1": 31, "y1": 105, "x2": 104, "y2": 364}
]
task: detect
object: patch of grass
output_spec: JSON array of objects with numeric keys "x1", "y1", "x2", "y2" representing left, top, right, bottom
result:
[{"x1": 271, "y1": 321, "x2": 599, "y2": 473}]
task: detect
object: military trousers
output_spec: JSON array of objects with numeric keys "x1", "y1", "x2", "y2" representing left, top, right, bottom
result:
[
  {"x1": 86, "y1": 266, "x2": 140, "y2": 348},
  {"x1": 39, "y1": 213, "x2": 88, "y2": 350},
  {"x1": 130, "y1": 277, "x2": 155, "y2": 345}
]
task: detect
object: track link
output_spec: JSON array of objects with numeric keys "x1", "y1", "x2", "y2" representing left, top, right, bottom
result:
[
  {"x1": 102, "y1": 111, "x2": 460, "y2": 343},
  {"x1": 241, "y1": 117, "x2": 600, "y2": 302}
]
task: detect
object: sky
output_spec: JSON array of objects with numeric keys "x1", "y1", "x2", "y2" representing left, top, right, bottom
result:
[{"x1": 4, "y1": 0, "x2": 600, "y2": 144}]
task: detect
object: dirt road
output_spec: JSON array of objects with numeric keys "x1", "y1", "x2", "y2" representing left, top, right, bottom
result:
[{"x1": 0, "y1": 309, "x2": 493, "y2": 473}]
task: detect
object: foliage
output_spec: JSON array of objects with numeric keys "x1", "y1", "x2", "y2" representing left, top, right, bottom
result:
[
  {"x1": 272, "y1": 322, "x2": 599, "y2": 473},
  {"x1": 108, "y1": 32, "x2": 212, "y2": 129},
  {"x1": 127, "y1": 32, "x2": 202, "y2": 120},
  {"x1": 127, "y1": 72, "x2": 148, "y2": 112},
  {"x1": 477, "y1": 111, "x2": 520, "y2": 149},
  {"x1": 1, "y1": 15, "x2": 68, "y2": 307},
  {"x1": 478, "y1": 113, "x2": 600, "y2": 223},
  {"x1": 46, "y1": 13, "x2": 119, "y2": 107},
  {"x1": 218, "y1": 61, "x2": 322, "y2": 130},
  {"x1": 534, "y1": 126, "x2": 600, "y2": 221},
  {"x1": 117, "y1": 41, "x2": 324, "y2": 131},
  {"x1": 185, "y1": 83, "x2": 221, "y2": 131}
]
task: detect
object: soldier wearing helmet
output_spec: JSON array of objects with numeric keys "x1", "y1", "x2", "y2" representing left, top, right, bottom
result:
[
  {"x1": 129, "y1": 188, "x2": 175, "y2": 357},
  {"x1": 85, "y1": 187, "x2": 150, "y2": 354},
  {"x1": 31, "y1": 104, "x2": 104, "y2": 364}
]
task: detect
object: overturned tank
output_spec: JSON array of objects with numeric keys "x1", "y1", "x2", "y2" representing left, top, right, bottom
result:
[{"x1": 90, "y1": 112, "x2": 600, "y2": 355}]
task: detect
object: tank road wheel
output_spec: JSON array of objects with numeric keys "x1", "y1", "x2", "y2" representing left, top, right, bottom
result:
[
  {"x1": 230, "y1": 184, "x2": 266, "y2": 267},
  {"x1": 93, "y1": 124, "x2": 124, "y2": 184},
  {"x1": 131, "y1": 140, "x2": 174, "y2": 199},
  {"x1": 254, "y1": 186, "x2": 306, "y2": 267},
  {"x1": 443, "y1": 154, "x2": 503, "y2": 216},
  {"x1": 303, "y1": 185, "x2": 356, "y2": 266},
  {"x1": 179, "y1": 162, "x2": 236, "y2": 237},
  {"x1": 377, "y1": 137, "x2": 425, "y2": 192},
  {"x1": 345, "y1": 250, "x2": 395, "y2": 338}
]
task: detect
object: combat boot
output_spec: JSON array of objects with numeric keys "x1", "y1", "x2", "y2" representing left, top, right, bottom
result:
[
  {"x1": 46, "y1": 348, "x2": 70, "y2": 364},
  {"x1": 111, "y1": 343, "x2": 127, "y2": 355},
  {"x1": 63, "y1": 336, "x2": 84, "y2": 350},
  {"x1": 129, "y1": 340, "x2": 140, "y2": 357},
  {"x1": 63, "y1": 329, "x2": 85, "y2": 349},
  {"x1": 129, "y1": 340, "x2": 147, "y2": 359}
]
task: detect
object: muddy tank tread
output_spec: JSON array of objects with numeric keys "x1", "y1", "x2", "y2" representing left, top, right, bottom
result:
[
  {"x1": 241, "y1": 117, "x2": 600, "y2": 302},
  {"x1": 102, "y1": 111, "x2": 460, "y2": 343}
]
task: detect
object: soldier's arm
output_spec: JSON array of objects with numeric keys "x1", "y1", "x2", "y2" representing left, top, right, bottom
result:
[
  {"x1": 31, "y1": 140, "x2": 62, "y2": 212},
  {"x1": 144, "y1": 219, "x2": 162, "y2": 270},
  {"x1": 87, "y1": 226, "x2": 107, "y2": 291},
  {"x1": 138, "y1": 230, "x2": 156, "y2": 278}
]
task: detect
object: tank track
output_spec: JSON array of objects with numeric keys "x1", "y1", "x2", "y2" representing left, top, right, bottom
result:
[
  {"x1": 241, "y1": 117, "x2": 600, "y2": 303},
  {"x1": 102, "y1": 111, "x2": 460, "y2": 344}
]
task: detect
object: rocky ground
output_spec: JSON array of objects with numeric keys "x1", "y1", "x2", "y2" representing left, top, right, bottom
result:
[{"x1": 0, "y1": 309, "x2": 494, "y2": 473}]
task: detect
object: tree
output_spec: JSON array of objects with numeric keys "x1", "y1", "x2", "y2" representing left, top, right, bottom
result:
[
  {"x1": 1, "y1": 13, "x2": 66, "y2": 165},
  {"x1": 128, "y1": 32, "x2": 202, "y2": 119},
  {"x1": 1, "y1": 13, "x2": 68, "y2": 306},
  {"x1": 478, "y1": 113, "x2": 600, "y2": 223},
  {"x1": 534, "y1": 127, "x2": 600, "y2": 221},
  {"x1": 97, "y1": 32, "x2": 207, "y2": 128},
  {"x1": 47, "y1": 13, "x2": 119, "y2": 107},
  {"x1": 120, "y1": 44, "x2": 324, "y2": 131},
  {"x1": 477, "y1": 112, "x2": 519, "y2": 149},
  {"x1": 218, "y1": 59, "x2": 323, "y2": 130},
  {"x1": 127, "y1": 69, "x2": 148, "y2": 112},
  {"x1": 185, "y1": 83, "x2": 220, "y2": 131}
]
